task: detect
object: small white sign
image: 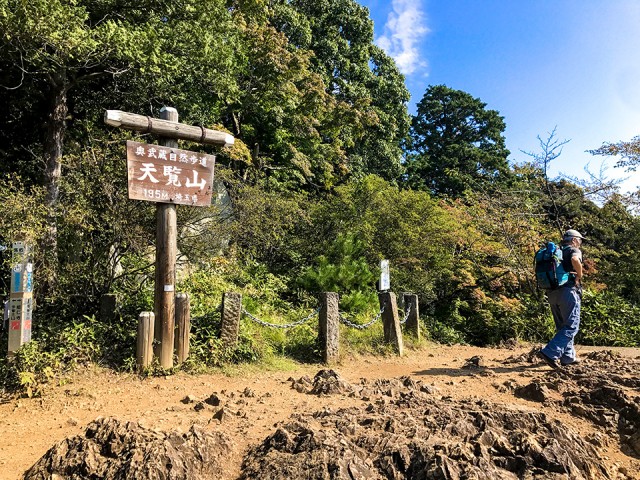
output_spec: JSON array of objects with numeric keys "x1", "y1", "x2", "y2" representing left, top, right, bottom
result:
[
  {"x1": 163, "y1": 284, "x2": 175, "y2": 292},
  {"x1": 380, "y1": 259, "x2": 390, "y2": 291}
]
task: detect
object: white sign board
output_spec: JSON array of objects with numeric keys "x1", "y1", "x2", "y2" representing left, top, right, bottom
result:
[{"x1": 379, "y1": 259, "x2": 390, "y2": 291}]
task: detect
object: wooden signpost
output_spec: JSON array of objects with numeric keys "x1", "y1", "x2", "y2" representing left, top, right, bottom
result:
[{"x1": 105, "y1": 107, "x2": 233, "y2": 368}]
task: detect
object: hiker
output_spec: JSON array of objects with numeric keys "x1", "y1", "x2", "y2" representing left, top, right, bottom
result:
[{"x1": 537, "y1": 229, "x2": 585, "y2": 369}]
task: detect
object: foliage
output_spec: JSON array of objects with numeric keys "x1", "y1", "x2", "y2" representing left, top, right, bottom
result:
[
  {"x1": 589, "y1": 135, "x2": 640, "y2": 172},
  {"x1": 299, "y1": 233, "x2": 377, "y2": 312},
  {"x1": 272, "y1": 0, "x2": 411, "y2": 181},
  {"x1": 406, "y1": 85, "x2": 511, "y2": 197},
  {"x1": 1, "y1": 314, "x2": 135, "y2": 396},
  {"x1": 580, "y1": 290, "x2": 640, "y2": 347}
]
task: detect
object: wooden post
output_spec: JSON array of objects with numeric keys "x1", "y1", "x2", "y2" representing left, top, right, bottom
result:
[
  {"x1": 175, "y1": 293, "x2": 190, "y2": 364},
  {"x1": 137, "y1": 312, "x2": 154, "y2": 370},
  {"x1": 319, "y1": 292, "x2": 340, "y2": 365},
  {"x1": 379, "y1": 291, "x2": 403, "y2": 356},
  {"x1": 154, "y1": 106, "x2": 178, "y2": 369},
  {"x1": 220, "y1": 292, "x2": 242, "y2": 350},
  {"x1": 403, "y1": 293, "x2": 420, "y2": 340}
]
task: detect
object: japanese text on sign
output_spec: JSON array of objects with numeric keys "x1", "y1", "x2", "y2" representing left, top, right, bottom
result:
[{"x1": 126, "y1": 140, "x2": 215, "y2": 207}]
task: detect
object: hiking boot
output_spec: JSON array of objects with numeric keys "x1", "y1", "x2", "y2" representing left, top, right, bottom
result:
[
  {"x1": 537, "y1": 350, "x2": 560, "y2": 369},
  {"x1": 561, "y1": 358, "x2": 581, "y2": 367}
]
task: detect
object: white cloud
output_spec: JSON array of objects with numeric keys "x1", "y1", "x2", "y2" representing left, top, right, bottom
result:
[{"x1": 375, "y1": 0, "x2": 429, "y2": 75}]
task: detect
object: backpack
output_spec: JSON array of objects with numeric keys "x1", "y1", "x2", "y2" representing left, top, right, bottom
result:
[{"x1": 534, "y1": 242, "x2": 570, "y2": 290}]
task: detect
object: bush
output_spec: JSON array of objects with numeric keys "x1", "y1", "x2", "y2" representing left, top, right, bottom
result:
[{"x1": 580, "y1": 290, "x2": 640, "y2": 347}]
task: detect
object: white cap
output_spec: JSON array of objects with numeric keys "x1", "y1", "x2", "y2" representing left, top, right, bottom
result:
[{"x1": 563, "y1": 229, "x2": 585, "y2": 240}]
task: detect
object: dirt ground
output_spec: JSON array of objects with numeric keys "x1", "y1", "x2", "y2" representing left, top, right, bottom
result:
[{"x1": 1, "y1": 343, "x2": 639, "y2": 479}]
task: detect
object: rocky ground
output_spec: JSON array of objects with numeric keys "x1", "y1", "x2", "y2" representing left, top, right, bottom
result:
[{"x1": 1, "y1": 343, "x2": 639, "y2": 479}]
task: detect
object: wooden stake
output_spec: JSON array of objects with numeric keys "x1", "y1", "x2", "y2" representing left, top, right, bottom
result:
[
  {"x1": 154, "y1": 106, "x2": 178, "y2": 369},
  {"x1": 175, "y1": 293, "x2": 190, "y2": 364},
  {"x1": 137, "y1": 312, "x2": 154, "y2": 370}
]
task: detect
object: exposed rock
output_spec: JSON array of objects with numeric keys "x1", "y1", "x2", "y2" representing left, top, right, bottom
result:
[
  {"x1": 498, "y1": 337, "x2": 520, "y2": 350},
  {"x1": 212, "y1": 408, "x2": 228, "y2": 423},
  {"x1": 181, "y1": 394, "x2": 198, "y2": 404},
  {"x1": 290, "y1": 375, "x2": 313, "y2": 394},
  {"x1": 503, "y1": 347, "x2": 540, "y2": 364},
  {"x1": 463, "y1": 355, "x2": 487, "y2": 369},
  {"x1": 240, "y1": 396, "x2": 613, "y2": 479},
  {"x1": 241, "y1": 387, "x2": 256, "y2": 398},
  {"x1": 515, "y1": 381, "x2": 552, "y2": 403},
  {"x1": 204, "y1": 394, "x2": 221, "y2": 407},
  {"x1": 66, "y1": 417, "x2": 79, "y2": 427},
  {"x1": 505, "y1": 348, "x2": 640, "y2": 454},
  {"x1": 24, "y1": 417, "x2": 233, "y2": 480},
  {"x1": 309, "y1": 370, "x2": 354, "y2": 396}
]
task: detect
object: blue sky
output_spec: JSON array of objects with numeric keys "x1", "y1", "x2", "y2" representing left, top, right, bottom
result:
[{"x1": 360, "y1": 0, "x2": 640, "y2": 193}]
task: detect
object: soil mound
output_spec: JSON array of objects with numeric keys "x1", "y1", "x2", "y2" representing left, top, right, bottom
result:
[
  {"x1": 23, "y1": 417, "x2": 234, "y2": 480},
  {"x1": 241, "y1": 393, "x2": 613, "y2": 479}
]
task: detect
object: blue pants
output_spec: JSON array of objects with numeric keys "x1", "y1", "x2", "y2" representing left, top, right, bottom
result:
[{"x1": 541, "y1": 286, "x2": 581, "y2": 363}]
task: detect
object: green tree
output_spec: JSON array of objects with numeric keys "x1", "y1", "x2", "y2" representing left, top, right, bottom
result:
[
  {"x1": 0, "y1": 0, "x2": 241, "y2": 285},
  {"x1": 273, "y1": 0, "x2": 411, "y2": 181},
  {"x1": 406, "y1": 85, "x2": 511, "y2": 197},
  {"x1": 222, "y1": 11, "x2": 344, "y2": 189}
]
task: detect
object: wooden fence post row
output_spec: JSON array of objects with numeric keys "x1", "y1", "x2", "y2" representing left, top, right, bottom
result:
[
  {"x1": 137, "y1": 292, "x2": 191, "y2": 371},
  {"x1": 138, "y1": 290, "x2": 418, "y2": 370}
]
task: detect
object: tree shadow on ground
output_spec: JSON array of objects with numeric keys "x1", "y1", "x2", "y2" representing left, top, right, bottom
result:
[{"x1": 411, "y1": 363, "x2": 550, "y2": 378}]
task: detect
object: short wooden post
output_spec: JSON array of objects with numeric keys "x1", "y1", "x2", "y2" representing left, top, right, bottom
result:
[
  {"x1": 403, "y1": 293, "x2": 420, "y2": 340},
  {"x1": 137, "y1": 312, "x2": 155, "y2": 371},
  {"x1": 175, "y1": 293, "x2": 190, "y2": 364},
  {"x1": 220, "y1": 292, "x2": 242, "y2": 349},
  {"x1": 100, "y1": 294, "x2": 117, "y2": 323},
  {"x1": 153, "y1": 106, "x2": 178, "y2": 369},
  {"x1": 379, "y1": 291, "x2": 403, "y2": 356},
  {"x1": 319, "y1": 292, "x2": 340, "y2": 364}
]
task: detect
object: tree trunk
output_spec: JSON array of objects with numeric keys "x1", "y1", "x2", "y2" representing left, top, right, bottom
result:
[{"x1": 42, "y1": 70, "x2": 69, "y2": 287}]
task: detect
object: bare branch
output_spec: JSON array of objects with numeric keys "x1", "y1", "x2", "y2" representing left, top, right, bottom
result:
[{"x1": 560, "y1": 160, "x2": 625, "y2": 203}]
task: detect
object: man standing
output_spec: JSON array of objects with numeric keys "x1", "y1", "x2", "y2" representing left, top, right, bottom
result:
[{"x1": 538, "y1": 229, "x2": 585, "y2": 369}]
